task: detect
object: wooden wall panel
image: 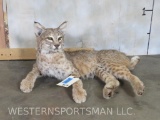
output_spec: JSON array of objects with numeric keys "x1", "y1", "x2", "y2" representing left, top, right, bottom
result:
[
  {"x1": 6, "y1": 0, "x2": 155, "y2": 55},
  {"x1": 0, "y1": 0, "x2": 6, "y2": 48},
  {"x1": 149, "y1": 0, "x2": 160, "y2": 55}
]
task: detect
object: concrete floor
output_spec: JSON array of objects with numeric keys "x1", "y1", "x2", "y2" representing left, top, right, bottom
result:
[{"x1": 0, "y1": 55, "x2": 160, "y2": 120}]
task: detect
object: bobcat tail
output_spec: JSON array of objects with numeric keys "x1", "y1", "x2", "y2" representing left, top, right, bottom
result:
[{"x1": 129, "y1": 56, "x2": 140, "y2": 70}]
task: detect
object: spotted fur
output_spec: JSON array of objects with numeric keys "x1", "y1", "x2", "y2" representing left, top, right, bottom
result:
[{"x1": 20, "y1": 21, "x2": 144, "y2": 103}]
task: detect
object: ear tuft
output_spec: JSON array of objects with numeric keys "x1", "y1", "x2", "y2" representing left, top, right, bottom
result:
[
  {"x1": 34, "y1": 21, "x2": 45, "y2": 36},
  {"x1": 58, "y1": 21, "x2": 68, "y2": 31}
]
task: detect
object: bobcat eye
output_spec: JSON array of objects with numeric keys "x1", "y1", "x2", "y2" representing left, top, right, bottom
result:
[
  {"x1": 47, "y1": 37, "x2": 53, "y2": 41},
  {"x1": 58, "y1": 37, "x2": 63, "y2": 41}
]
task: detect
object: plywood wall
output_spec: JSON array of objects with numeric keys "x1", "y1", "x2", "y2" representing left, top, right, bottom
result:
[
  {"x1": 5, "y1": 0, "x2": 160, "y2": 55},
  {"x1": 149, "y1": 0, "x2": 160, "y2": 55},
  {"x1": 0, "y1": 0, "x2": 6, "y2": 48}
]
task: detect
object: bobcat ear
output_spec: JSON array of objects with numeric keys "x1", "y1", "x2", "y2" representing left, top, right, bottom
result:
[
  {"x1": 34, "y1": 21, "x2": 46, "y2": 36},
  {"x1": 58, "y1": 21, "x2": 67, "y2": 31}
]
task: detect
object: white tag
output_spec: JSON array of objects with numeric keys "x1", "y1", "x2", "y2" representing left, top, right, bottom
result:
[{"x1": 57, "y1": 76, "x2": 80, "y2": 87}]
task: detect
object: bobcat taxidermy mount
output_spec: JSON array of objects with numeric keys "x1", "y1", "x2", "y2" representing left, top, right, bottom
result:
[{"x1": 20, "y1": 21, "x2": 144, "y2": 103}]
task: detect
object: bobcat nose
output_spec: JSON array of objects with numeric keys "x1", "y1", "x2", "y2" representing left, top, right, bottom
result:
[{"x1": 54, "y1": 45, "x2": 59, "y2": 49}]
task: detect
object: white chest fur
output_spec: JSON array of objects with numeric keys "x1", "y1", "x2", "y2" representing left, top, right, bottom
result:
[{"x1": 37, "y1": 52, "x2": 73, "y2": 80}]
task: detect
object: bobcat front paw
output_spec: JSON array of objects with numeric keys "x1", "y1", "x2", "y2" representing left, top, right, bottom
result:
[
  {"x1": 72, "y1": 88, "x2": 87, "y2": 104},
  {"x1": 134, "y1": 81, "x2": 145, "y2": 96},
  {"x1": 20, "y1": 79, "x2": 34, "y2": 93}
]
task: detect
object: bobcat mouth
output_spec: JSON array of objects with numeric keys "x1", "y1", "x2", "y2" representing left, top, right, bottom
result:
[
  {"x1": 48, "y1": 50, "x2": 58, "y2": 54},
  {"x1": 54, "y1": 48, "x2": 61, "y2": 51},
  {"x1": 52, "y1": 48, "x2": 62, "y2": 53}
]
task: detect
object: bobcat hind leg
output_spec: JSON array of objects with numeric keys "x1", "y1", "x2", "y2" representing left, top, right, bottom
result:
[
  {"x1": 108, "y1": 64, "x2": 145, "y2": 96},
  {"x1": 95, "y1": 66, "x2": 120, "y2": 99}
]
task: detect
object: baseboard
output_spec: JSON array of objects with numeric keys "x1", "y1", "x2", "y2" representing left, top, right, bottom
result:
[{"x1": 0, "y1": 48, "x2": 93, "y2": 60}]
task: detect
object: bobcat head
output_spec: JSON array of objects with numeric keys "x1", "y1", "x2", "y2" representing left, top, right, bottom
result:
[{"x1": 34, "y1": 21, "x2": 67, "y2": 54}]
